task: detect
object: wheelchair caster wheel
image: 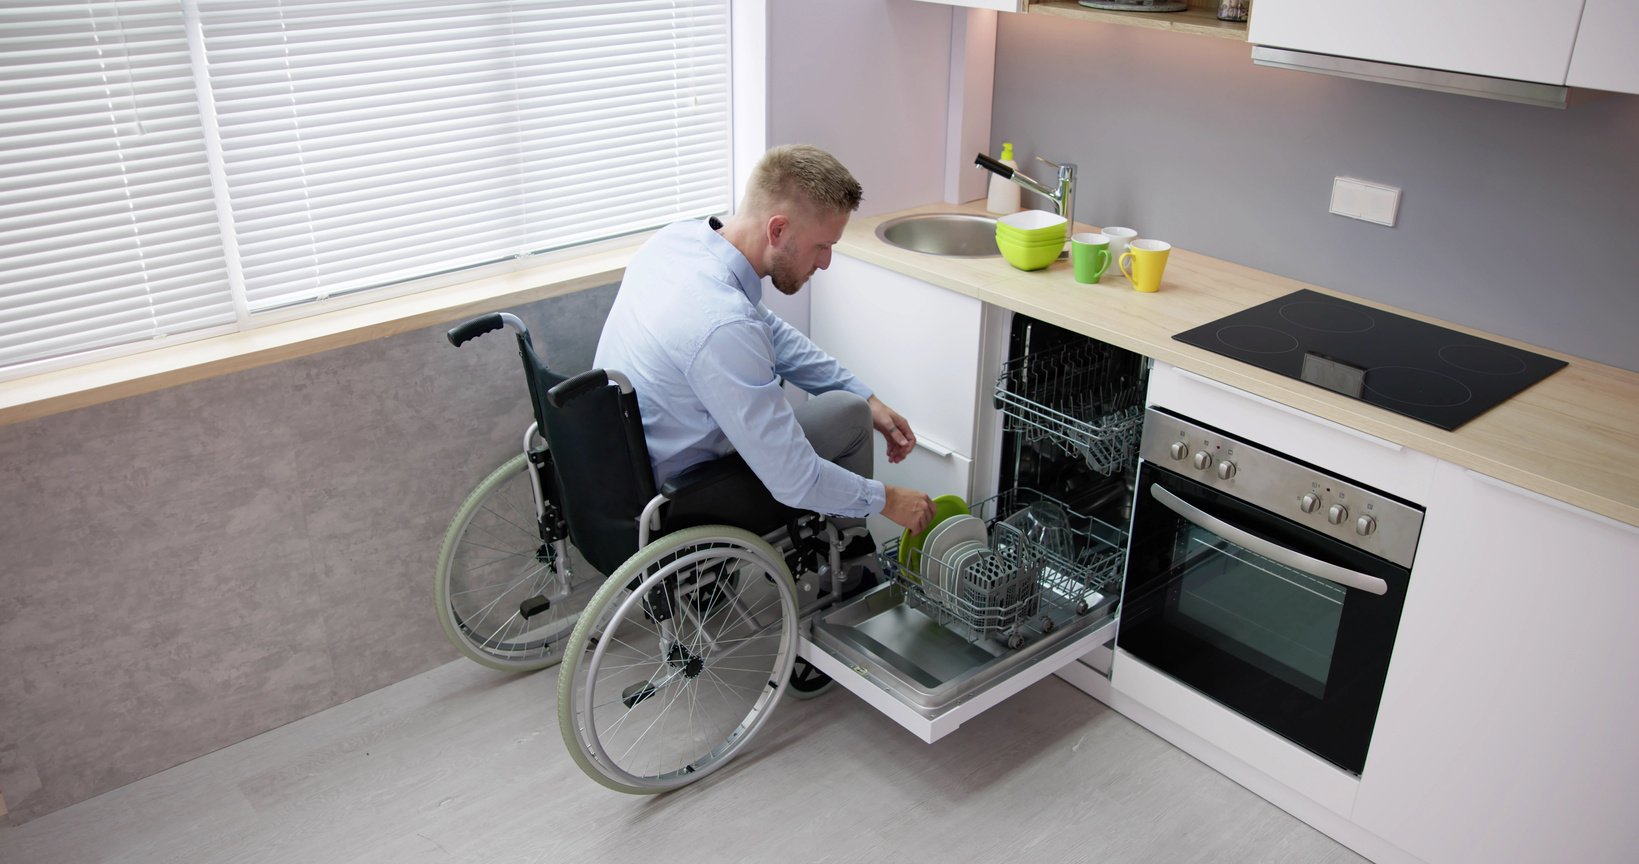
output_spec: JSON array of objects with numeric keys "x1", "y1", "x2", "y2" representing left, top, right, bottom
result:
[{"x1": 785, "y1": 657, "x2": 836, "y2": 700}]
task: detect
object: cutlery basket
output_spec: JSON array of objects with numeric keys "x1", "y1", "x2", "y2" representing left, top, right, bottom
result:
[{"x1": 878, "y1": 487, "x2": 1126, "y2": 649}]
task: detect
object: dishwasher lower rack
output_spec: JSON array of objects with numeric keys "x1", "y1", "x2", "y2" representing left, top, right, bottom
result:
[
  {"x1": 877, "y1": 487, "x2": 1126, "y2": 650},
  {"x1": 994, "y1": 339, "x2": 1146, "y2": 475}
]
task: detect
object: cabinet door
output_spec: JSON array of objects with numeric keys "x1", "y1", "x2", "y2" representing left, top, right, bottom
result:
[
  {"x1": 1353, "y1": 462, "x2": 1639, "y2": 863},
  {"x1": 808, "y1": 254, "x2": 984, "y2": 458},
  {"x1": 1248, "y1": 0, "x2": 1585, "y2": 85},
  {"x1": 1567, "y1": 0, "x2": 1639, "y2": 94}
]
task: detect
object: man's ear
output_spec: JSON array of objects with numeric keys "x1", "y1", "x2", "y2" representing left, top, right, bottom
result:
[{"x1": 765, "y1": 214, "x2": 789, "y2": 247}]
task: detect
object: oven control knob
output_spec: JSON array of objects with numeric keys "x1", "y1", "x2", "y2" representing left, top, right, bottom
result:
[
  {"x1": 1192, "y1": 451, "x2": 1214, "y2": 471},
  {"x1": 1169, "y1": 441, "x2": 1189, "y2": 461},
  {"x1": 1216, "y1": 460, "x2": 1237, "y2": 480},
  {"x1": 1327, "y1": 503, "x2": 1349, "y2": 525},
  {"x1": 1299, "y1": 493, "x2": 1321, "y2": 513},
  {"x1": 1356, "y1": 514, "x2": 1377, "y2": 536}
]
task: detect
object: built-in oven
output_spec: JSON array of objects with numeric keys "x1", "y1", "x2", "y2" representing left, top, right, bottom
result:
[{"x1": 1119, "y1": 407, "x2": 1424, "y2": 776}]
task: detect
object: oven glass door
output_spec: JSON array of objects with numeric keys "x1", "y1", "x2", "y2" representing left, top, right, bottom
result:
[{"x1": 1120, "y1": 460, "x2": 1411, "y2": 775}]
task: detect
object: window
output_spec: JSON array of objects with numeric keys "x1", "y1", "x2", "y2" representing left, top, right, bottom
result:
[{"x1": 0, "y1": 0, "x2": 732, "y2": 378}]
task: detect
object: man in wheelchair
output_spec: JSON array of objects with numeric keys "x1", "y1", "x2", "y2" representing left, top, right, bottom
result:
[{"x1": 595, "y1": 143, "x2": 938, "y2": 590}]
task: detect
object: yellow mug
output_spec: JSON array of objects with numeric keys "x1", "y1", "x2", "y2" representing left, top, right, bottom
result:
[{"x1": 1119, "y1": 239, "x2": 1171, "y2": 293}]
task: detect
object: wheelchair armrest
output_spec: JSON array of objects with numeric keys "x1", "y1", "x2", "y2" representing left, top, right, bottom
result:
[{"x1": 545, "y1": 369, "x2": 610, "y2": 408}]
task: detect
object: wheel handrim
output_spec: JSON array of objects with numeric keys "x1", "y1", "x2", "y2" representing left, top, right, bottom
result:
[
  {"x1": 440, "y1": 456, "x2": 594, "y2": 667},
  {"x1": 572, "y1": 540, "x2": 796, "y2": 789}
]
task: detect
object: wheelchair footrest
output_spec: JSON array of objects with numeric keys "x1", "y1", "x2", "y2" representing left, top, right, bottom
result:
[
  {"x1": 519, "y1": 594, "x2": 551, "y2": 619},
  {"x1": 622, "y1": 680, "x2": 659, "y2": 709}
]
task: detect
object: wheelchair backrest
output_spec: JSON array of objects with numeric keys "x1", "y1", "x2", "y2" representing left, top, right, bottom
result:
[{"x1": 531, "y1": 356, "x2": 658, "y2": 576}]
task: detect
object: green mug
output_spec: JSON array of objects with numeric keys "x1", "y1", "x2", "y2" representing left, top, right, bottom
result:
[{"x1": 1071, "y1": 232, "x2": 1112, "y2": 284}]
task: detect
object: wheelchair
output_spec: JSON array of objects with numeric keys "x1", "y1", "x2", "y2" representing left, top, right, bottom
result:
[{"x1": 436, "y1": 312, "x2": 871, "y2": 792}]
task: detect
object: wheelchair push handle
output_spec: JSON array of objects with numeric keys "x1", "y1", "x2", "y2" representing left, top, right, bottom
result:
[{"x1": 446, "y1": 312, "x2": 529, "y2": 347}]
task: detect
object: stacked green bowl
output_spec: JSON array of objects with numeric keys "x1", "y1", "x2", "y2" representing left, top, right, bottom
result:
[{"x1": 996, "y1": 209, "x2": 1067, "y2": 271}]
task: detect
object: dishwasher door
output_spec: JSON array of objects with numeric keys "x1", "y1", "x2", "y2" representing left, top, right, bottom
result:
[{"x1": 799, "y1": 487, "x2": 1124, "y2": 743}]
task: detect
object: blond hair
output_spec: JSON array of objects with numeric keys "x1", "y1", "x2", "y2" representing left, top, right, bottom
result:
[{"x1": 741, "y1": 144, "x2": 863, "y2": 218}]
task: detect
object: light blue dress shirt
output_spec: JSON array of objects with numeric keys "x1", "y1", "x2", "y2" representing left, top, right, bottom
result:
[{"x1": 594, "y1": 218, "x2": 887, "y2": 518}]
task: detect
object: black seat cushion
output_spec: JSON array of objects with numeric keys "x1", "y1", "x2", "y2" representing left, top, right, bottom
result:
[{"x1": 660, "y1": 453, "x2": 799, "y2": 537}]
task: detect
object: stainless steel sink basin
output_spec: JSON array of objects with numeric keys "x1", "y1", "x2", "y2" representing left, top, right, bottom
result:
[{"x1": 874, "y1": 213, "x2": 999, "y2": 257}]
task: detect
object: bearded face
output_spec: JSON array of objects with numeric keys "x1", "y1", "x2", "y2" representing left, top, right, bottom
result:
[
  {"x1": 767, "y1": 208, "x2": 850, "y2": 296},
  {"x1": 768, "y1": 242, "x2": 809, "y2": 296}
]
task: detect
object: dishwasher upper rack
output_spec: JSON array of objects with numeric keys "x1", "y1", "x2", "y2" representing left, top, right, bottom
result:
[
  {"x1": 994, "y1": 340, "x2": 1147, "y2": 475},
  {"x1": 877, "y1": 487, "x2": 1127, "y2": 649}
]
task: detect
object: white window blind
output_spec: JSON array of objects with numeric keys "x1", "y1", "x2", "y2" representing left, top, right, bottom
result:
[
  {"x1": 0, "y1": 0, "x2": 732, "y2": 375},
  {"x1": 0, "y1": 2, "x2": 232, "y2": 370}
]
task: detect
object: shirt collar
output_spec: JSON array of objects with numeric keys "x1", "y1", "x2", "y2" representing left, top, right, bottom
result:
[{"x1": 701, "y1": 216, "x2": 763, "y2": 306}]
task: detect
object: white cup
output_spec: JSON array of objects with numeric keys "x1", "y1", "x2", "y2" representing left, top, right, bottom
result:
[{"x1": 1102, "y1": 226, "x2": 1138, "y2": 261}]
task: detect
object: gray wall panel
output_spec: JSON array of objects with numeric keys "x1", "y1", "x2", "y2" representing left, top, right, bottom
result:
[
  {"x1": 0, "y1": 284, "x2": 617, "y2": 822},
  {"x1": 991, "y1": 16, "x2": 1639, "y2": 371}
]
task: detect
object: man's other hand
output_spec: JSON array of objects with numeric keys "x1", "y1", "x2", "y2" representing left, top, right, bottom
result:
[{"x1": 867, "y1": 395, "x2": 916, "y2": 464}]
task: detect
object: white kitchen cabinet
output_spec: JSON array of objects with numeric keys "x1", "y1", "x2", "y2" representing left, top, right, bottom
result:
[
  {"x1": 809, "y1": 254, "x2": 985, "y2": 461},
  {"x1": 1248, "y1": 0, "x2": 1586, "y2": 85},
  {"x1": 1352, "y1": 461, "x2": 1639, "y2": 864},
  {"x1": 1567, "y1": 0, "x2": 1639, "y2": 94},
  {"x1": 810, "y1": 254, "x2": 987, "y2": 542}
]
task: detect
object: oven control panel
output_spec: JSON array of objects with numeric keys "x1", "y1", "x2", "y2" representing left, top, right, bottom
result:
[{"x1": 1141, "y1": 408, "x2": 1424, "y2": 568}]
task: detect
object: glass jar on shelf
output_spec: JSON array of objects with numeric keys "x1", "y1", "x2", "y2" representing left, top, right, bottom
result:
[{"x1": 1216, "y1": 0, "x2": 1249, "y2": 22}]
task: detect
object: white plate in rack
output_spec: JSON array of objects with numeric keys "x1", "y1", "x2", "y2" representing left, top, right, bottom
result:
[{"x1": 920, "y1": 514, "x2": 987, "y2": 596}]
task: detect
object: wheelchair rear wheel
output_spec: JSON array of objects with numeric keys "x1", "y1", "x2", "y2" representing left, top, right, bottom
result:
[
  {"x1": 557, "y1": 525, "x2": 798, "y2": 793},
  {"x1": 435, "y1": 453, "x2": 596, "y2": 671}
]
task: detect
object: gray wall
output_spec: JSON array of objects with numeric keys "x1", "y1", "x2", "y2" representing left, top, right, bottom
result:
[
  {"x1": 992, "y1": 15, "x2": 1639, "y2": 372},
  {"x1": 0, "y1": 285, "x2": 616, "y2": 823},
  {"x1": 767, "y1": 0, "x2": 955, "y2": 219}
]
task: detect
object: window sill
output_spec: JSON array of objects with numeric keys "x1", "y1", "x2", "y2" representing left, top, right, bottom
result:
[{"x1": 0, "y1": 236, "x2": 644, "y2": 429}]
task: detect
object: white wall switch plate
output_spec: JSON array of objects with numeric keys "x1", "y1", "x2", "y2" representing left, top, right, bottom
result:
[{"x1": 1329, "y1": 177, "x2": 1401, "y2": 227}]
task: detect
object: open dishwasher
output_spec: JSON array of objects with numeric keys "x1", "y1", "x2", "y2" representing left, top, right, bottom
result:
[{"x1": 799, "y1": 321, "x2": 1149, "y2": 742}]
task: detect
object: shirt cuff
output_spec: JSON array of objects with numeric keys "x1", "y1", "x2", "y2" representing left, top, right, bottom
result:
[{"x1": 864, "y1": 478, "x2": 887, "y2": 516}]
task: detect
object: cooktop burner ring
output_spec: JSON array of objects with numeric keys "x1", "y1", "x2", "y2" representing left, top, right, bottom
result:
[
  {"x1": 1215, "y1": 324, "x2": 1300, "y2": 355},
  {"x1": 1438, "y1": 343, "x2": 1530, "y2": 376},
  {"x1": 1278, "y1": 300, "x2": 1375, "y2": 334},
  {"x1": 1363, "y1": 366, "x2": 1474, "y2": 409}
]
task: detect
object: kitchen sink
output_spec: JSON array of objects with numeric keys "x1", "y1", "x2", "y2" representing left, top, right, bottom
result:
[{"x1": 874, "y1": 213, "x2": 999, "y2": 257}]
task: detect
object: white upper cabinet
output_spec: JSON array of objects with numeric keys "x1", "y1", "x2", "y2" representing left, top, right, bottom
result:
[
  {"x1": 1567, "y1": 0, "x2": 1639, "y2": 93},
  {"x1": 1248, "y1": 0, "x2": 1586, "y2": 85}
]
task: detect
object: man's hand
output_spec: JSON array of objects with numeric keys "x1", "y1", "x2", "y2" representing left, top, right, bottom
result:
[
  {"x1": 881, "y1": 484, "x2": 937, "y2": 535},
  {"x1": 867, "y1": 395, "x2": 916, "y2": 464}
]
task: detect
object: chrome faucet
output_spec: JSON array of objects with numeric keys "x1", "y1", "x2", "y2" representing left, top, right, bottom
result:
[{"x1": 975, "y1": 152, "x2": 1076, "y2": 223}]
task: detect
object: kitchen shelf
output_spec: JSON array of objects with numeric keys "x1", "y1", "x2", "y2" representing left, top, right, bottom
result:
[{"x1": 1027, "y1": 1, "x2": 1249, "y2": 42}]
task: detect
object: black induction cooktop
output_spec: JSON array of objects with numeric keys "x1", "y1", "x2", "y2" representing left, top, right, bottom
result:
[{"x1": 1173, "y1": 290, "x2": 1567, "y2": 430}]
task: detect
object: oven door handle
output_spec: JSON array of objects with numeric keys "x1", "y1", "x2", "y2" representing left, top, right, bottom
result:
[{"x1": 1150, "y1": 485, "x2": 1389, "y2": 596}]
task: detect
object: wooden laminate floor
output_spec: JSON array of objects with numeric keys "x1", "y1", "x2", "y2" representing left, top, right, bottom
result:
[{"x1": 0, "y1": 659, "x2": 1367, "y2": 864}]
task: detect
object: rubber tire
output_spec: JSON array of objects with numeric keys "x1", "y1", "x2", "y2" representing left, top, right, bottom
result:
[
  {"x1": 556, "y1": 525, "x2": 797, "y2": 794},
  {"x1": 434, "y1": 453, "x2": 578, "y2": 672}
]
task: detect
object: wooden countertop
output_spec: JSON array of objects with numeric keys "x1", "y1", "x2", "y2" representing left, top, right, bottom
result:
[{"x1": 837, "y1": 201, "x2": 1639, "y2": 531}]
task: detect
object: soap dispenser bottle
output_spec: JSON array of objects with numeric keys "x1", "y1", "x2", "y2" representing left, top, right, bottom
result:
[{"x1": 985, "y1": 142, "x2": 1021, "y2": 214}]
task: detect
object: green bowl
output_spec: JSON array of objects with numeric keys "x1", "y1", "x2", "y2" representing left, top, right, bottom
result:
[
  {"x1": 998, "y1": 237, "x2": 1062, "y2": 271},
  {"x1": 996, "y1": 222, "x2": 1066, "y2": 245},
  {"x1": 995, "y1": 229, "x2": 1066, "y2": 248}
]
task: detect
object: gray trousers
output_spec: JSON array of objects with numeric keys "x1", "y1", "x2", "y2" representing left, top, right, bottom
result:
[{"x1": 792, "y1": 390, "x2": 875, "y2": 529}]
